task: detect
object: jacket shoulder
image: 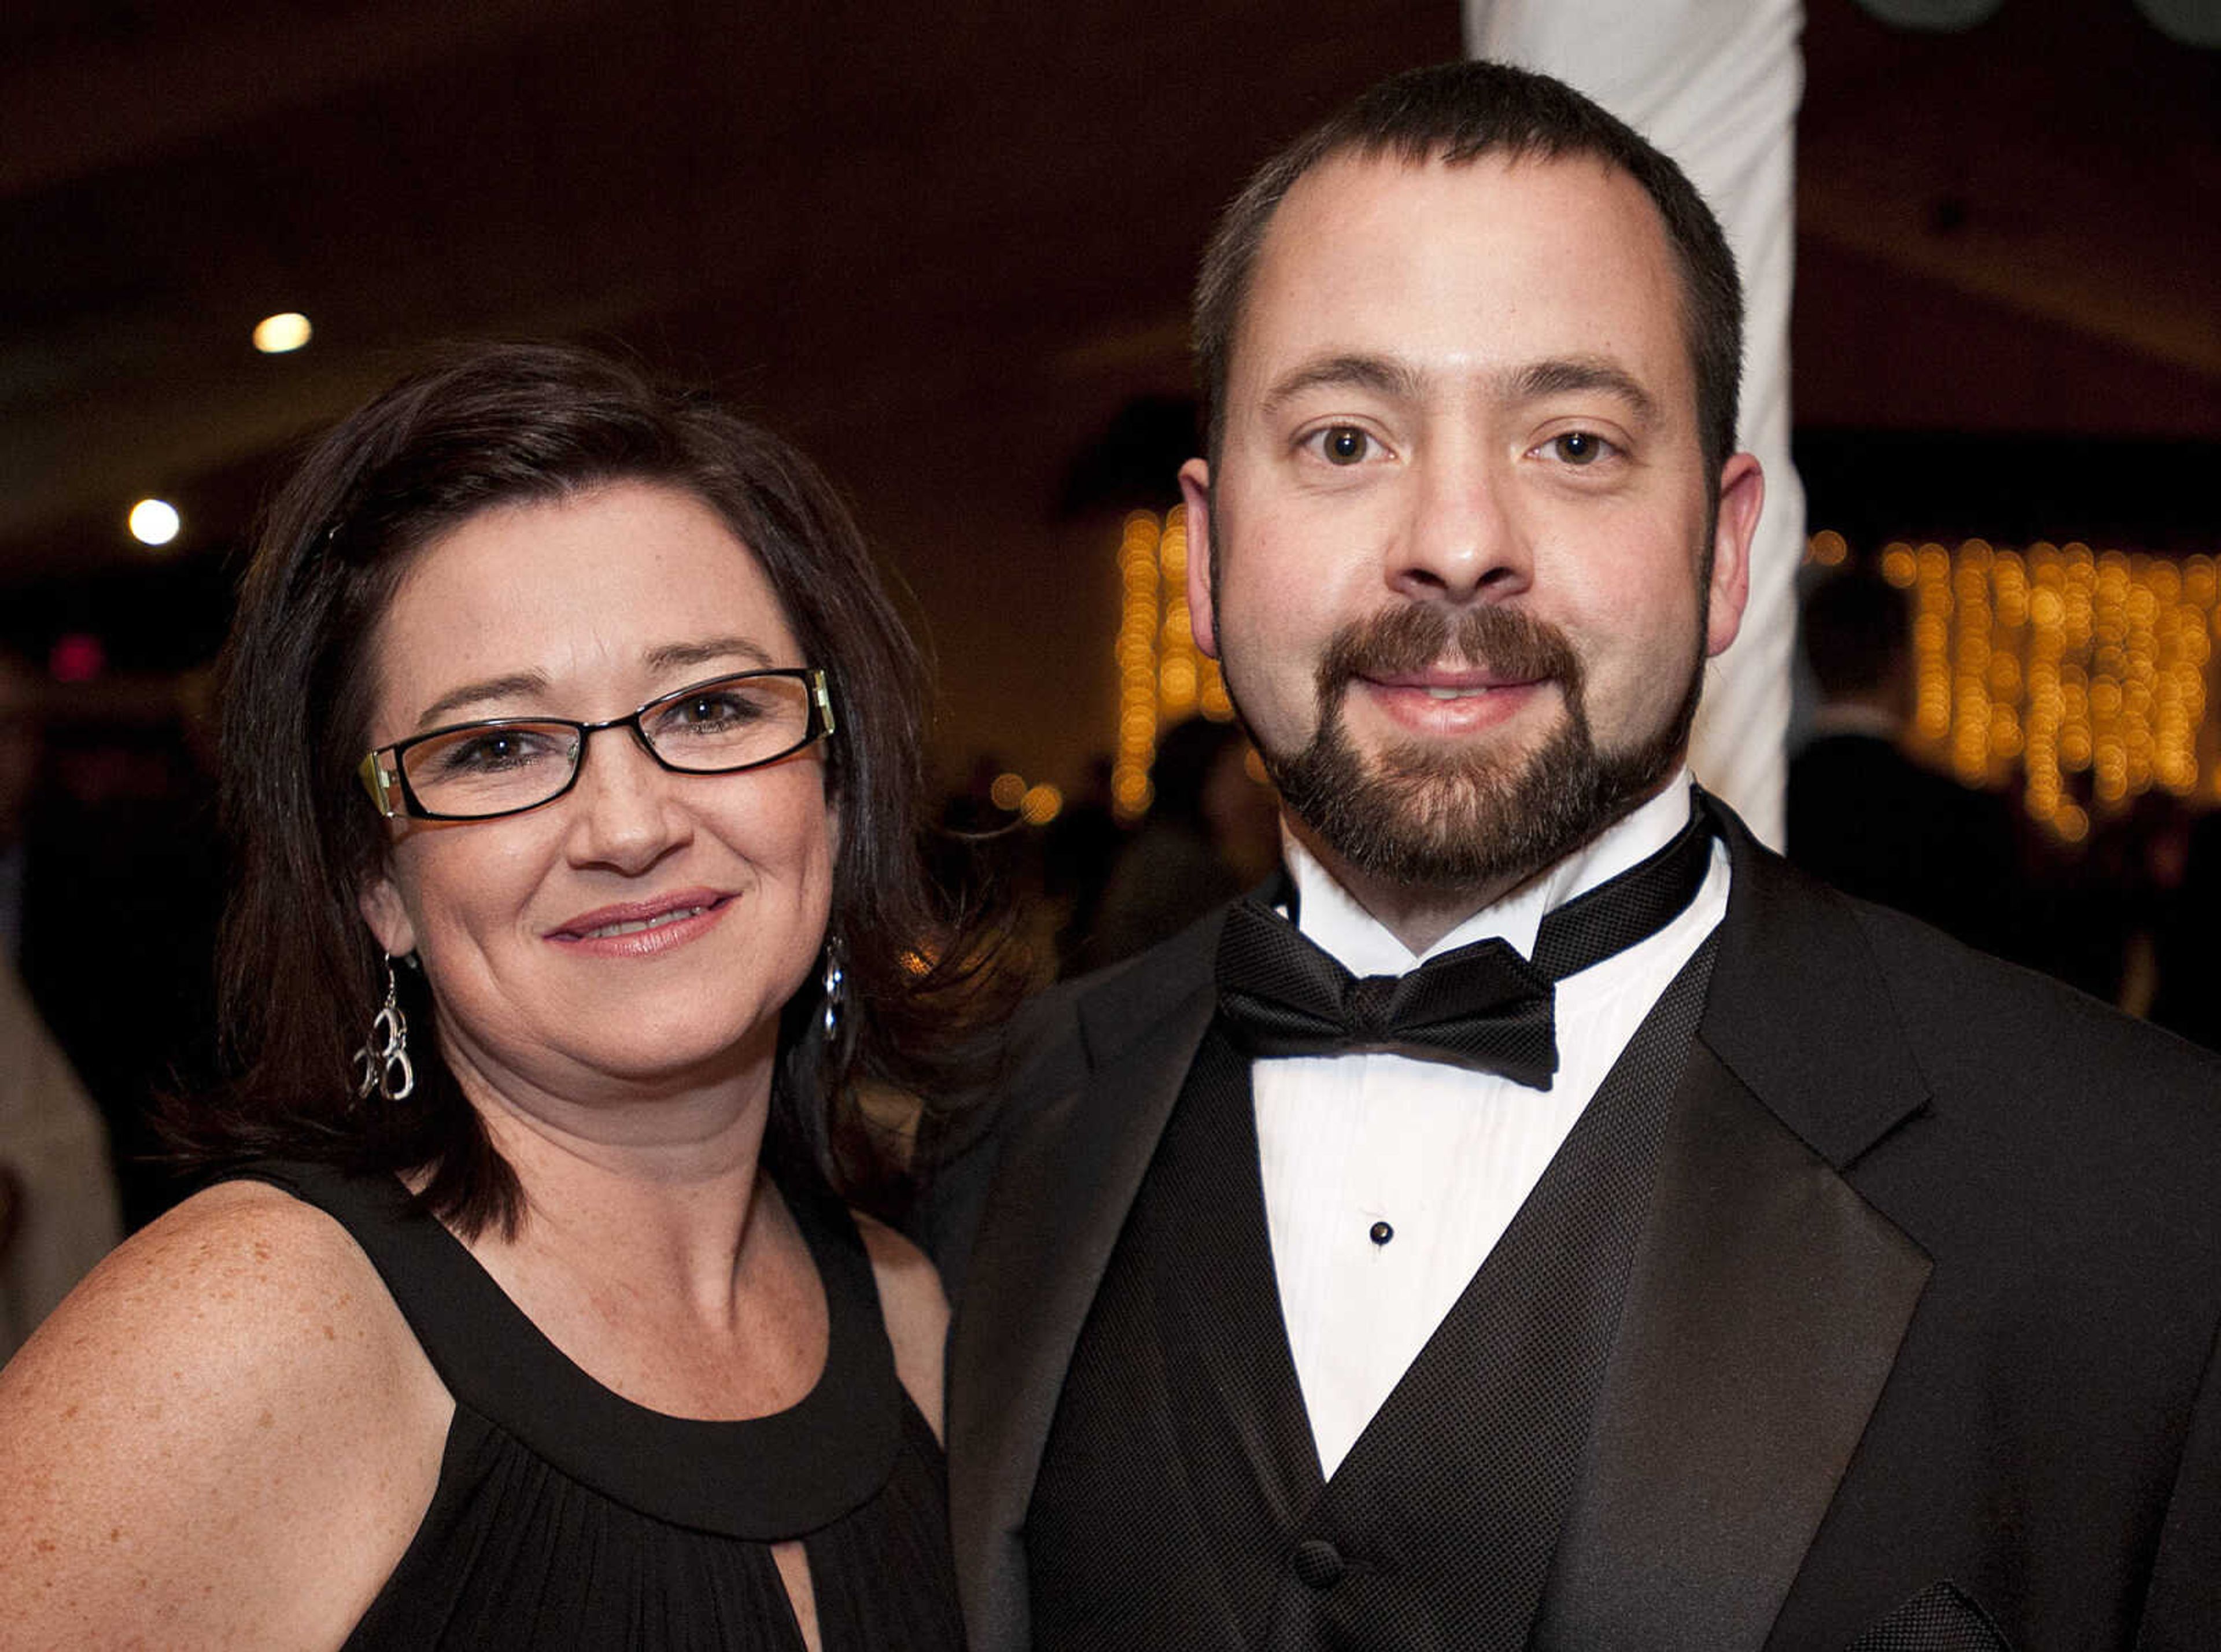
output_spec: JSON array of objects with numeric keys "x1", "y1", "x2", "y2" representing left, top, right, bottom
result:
[
  {"x1": 1822, "y1": 892, "x2": 2221, "y2": 1299},
  {"x1": 910, "y1": 904, "x2": 1225, "y2": 1290},
  {"x1": 1708, "y1": 810, "x2": 2221, "y2": 1196},
  {"x1": 1851, "y1": 893, "x2": 2221, "y2": 1119}
]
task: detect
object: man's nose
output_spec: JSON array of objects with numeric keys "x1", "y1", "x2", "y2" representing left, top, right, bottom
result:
[{"x1": 1387, "y1": 449, "x2": 1531, "y2": 605}]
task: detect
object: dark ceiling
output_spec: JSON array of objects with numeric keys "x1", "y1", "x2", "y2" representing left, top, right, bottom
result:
[{"x1": 3, "y1": 0, "x2": 2216, "y2": 784}]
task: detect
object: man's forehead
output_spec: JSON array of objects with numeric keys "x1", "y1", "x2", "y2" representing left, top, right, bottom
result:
[
  {"x1": 1259, "y1": 146, "x2": 1669, "y2": 297},
  {"x1": 1230, "y1": 148, "x2": 1689, "y2": 401}
]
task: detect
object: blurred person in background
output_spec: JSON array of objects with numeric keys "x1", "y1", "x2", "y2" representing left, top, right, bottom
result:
[
  {"x1": 1041, "y1": 755, "x2": 1124, "y2": 975},
  {"x1": 0, "y1": 344, "x2": 980, "y2": 1649},
  {"x1": 2151, "y1": 802, "x2": 2221, "y2": 1054},
  {"x1": 0, "y1": 651, "x2": 34, "y2": 969},
  {"x1": 0, "y1": 650, "x2": 122, "y2": 1362},
  {"x1": 1077, "y1": 717, "x2": 1277, "y2": 970},
  {"x1": 3, "y1": 643, "x2": 225, "y2": 1232},
  {"x1": 1787, "y1": 566, "x2": 2021, "y2": 959}
]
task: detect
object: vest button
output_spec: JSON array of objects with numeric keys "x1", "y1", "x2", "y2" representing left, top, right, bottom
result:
[{"x1": 1289, "y1": 1537, "x2": 1345, "y2": 1588}]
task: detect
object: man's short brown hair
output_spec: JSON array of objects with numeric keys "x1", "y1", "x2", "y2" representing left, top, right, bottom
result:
[{"x1": 1194, "y1": 60, "x2": 1744, "y2": 481}]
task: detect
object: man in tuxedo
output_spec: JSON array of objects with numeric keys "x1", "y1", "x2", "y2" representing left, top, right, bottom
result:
[{"x1": 924, "y1": 61, "x2": 2221, "y2": 1651}]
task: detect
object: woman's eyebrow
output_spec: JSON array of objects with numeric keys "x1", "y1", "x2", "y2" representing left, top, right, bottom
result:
[
  {"x1": 409, "y1": 640, "x2": 777, "y2": 731},
  {"x1": 415, "y1": 670, "x2": 549, "y2": 730},
  {"x1": 643, "y1": 637, "x2": 775, "y2": 676}
]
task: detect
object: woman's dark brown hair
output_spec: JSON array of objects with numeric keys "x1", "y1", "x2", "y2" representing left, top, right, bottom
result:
[{"x1": 181, "y1": 341, "x2": 982, "y2": 1234}]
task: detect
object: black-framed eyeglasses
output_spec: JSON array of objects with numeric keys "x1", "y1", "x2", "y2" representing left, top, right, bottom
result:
[{"x1": 358, "y1": 667, "x2": 836, "y2": 821}]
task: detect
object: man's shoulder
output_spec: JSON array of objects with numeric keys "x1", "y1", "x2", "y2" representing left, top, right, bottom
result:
[
  {"x1": 910, "y1": 903, "x2": 1228, "y2": 1287},
  {"x1": 1765, "y1": 873, "x2": 2221, "y2": 1254},
  {"x1": 1846, "y1": 878, "x2": 2185, "y2": 1037},
  {"x1": 1719, "y1": 825, "x2": 2221, "y2": 1172},
  {"x1": 1712, "y1": 858, "x2": 2221, "y2": 1378},
  {"x1": 1008, "y1": 903, "x2": 1230, "y2": 1080},
  {"x1": 1854, "y1": 892, "x2": 2221, "y2": 1119}
]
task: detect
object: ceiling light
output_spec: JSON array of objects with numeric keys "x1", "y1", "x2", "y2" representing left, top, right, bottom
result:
[
  {"x1": 128, "y1": 498, "x2": 180, "y2": 546},
  {"x1": 253, "y1": 312, "x2": 312, "y2": 353}
]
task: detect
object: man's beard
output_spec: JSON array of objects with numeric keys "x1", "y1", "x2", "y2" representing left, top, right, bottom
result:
[{"x1": 1244, "y1": 603, "x2": 1700, "y2": 897}]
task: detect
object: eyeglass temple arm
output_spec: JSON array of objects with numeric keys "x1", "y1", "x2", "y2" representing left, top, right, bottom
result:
[
  {"x1": 811, "y1": 671, "x2": 837, "y2": 738},
  {"x1": 358, "y1": 751, "x2": 403, "y2": 818}
]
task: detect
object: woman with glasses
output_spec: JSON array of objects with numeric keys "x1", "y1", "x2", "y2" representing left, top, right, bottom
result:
[{"x1": 0, "y1": 343, "x2": 983, "y2": 1649}]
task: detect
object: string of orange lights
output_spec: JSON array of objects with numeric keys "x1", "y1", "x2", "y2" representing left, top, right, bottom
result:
[
  {"x1": 1812, "y1": 533, "x2": 2216, "y2": 842},
  {"x1": 1112, "y1": 506, "x2": 1233, "y2": 823}
]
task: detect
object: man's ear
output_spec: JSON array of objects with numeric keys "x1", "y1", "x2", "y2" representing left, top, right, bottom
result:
[
  {"x1": 357, "y1": 866, "x2": 418, "y2": 960},
  {"x1": 1704, "y1": 452, "x2": 1764, "y2": 659},
  {"x1": 1178, "y1": 458, "x2": 1219, "y2": 659}
]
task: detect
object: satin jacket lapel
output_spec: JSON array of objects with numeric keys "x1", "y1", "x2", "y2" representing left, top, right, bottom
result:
[
  {"x1": 1535, "y1": 803, "x2": 1935, "y2": 1651},
  {"x1": 946, "y1": 916, "x2": 1223, "y2": 1652}
]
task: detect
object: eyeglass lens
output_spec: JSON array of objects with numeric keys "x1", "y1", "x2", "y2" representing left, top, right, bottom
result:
[{"x1": 400, "y1": 672, "x2": 817, "y2": 817}]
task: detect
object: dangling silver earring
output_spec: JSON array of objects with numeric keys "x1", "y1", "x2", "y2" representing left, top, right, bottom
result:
[
  {"x1": 820, "y1": 936, "x2": 848, "y2": 1043},
  {"x1": 355, "y1": 956, "x2": 416, "y2": 1102}
]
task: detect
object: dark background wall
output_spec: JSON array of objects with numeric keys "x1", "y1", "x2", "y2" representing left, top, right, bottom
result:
[{"x1": 1, "y1": 0, "x2": 2213, "y2": 787}]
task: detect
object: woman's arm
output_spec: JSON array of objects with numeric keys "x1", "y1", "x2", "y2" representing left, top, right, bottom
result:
[{"x1": 0, "y1": 1181, "x2": 451, "y2": 1650}]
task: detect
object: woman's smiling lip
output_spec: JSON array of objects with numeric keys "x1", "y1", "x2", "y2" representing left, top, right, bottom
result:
[{"x1": 545, "y1": 888, "x2": 733, "y2": 957}]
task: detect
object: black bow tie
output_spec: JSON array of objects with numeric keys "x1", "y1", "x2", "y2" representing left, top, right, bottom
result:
[{"x1": 1214, "y1": 797, "x2": 1716, "y2": 1089}]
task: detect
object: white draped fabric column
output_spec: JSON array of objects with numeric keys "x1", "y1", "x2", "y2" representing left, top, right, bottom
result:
[{"x1": 1466, "y1": 0, "x2": 1806, "y2": 847}]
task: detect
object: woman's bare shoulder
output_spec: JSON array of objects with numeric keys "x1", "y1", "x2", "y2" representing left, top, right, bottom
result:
[
  {"x1": 0, "y1": 1179, "x2": 450, "y2": 1649},
  {"x1": 851, "y1": 1210, "x2": 949, "y2": 1441}
]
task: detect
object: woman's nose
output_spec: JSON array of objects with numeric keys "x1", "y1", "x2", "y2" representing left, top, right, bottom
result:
[{"x1": 562, "y1": 724, "x2": 693, "y2": 872}]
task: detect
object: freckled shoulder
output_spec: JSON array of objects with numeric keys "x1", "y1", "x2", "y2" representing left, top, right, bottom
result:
[
  {"x1": 853, "y1": 1210, "x2": 949, "y2": 1442},
  {"x1": 0, "y1": 1179, "x2": 452, "y2": 1651}
]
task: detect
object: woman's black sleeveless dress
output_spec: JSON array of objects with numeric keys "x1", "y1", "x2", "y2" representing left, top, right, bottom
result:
[{"x1": 237, "y1": 1161, "x2": 964, "y2": 1651}]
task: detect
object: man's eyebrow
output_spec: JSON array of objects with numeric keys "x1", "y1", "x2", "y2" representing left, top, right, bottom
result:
[
  {"x1": 1259, "y1": 353, "x2": 1428, "y2": 419},
  {"x1": 1504, "y1": 357, "x2": 1659, "y2": 424},
  {"x1": 415, "y1": 671, "x2": 550, "y2": 731}
]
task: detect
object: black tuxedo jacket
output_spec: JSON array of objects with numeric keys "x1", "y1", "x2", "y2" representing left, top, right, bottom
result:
[{"x1": 923, "y1": 801, "x2": 2221, "y2": 1650}]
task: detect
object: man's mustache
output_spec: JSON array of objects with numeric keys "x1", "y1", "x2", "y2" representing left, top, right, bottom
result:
[{"x1": 1315, "y1": 603, "x2": 1581, "y2": 695}]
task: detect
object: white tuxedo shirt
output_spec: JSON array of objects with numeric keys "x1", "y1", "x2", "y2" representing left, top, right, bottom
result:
[{"x1": 1256, "y1": 777, "x2": 1729, "y2": 1474}]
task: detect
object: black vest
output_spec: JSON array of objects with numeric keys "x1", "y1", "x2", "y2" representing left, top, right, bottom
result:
[{"x1": 1025, "y1": 937, "x2": 1719, "y2": 1651}]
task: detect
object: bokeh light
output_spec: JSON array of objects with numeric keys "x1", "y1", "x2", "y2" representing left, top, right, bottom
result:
[
  {"x1": 1110, "y1": 504, "x2": 1234, "y2": 822},
  {"x1": 127, "y1": 498, "x2": 180, "y2": 546},
  {"x1": 252, "y1": 312, "x2": 313, "y2": 354},
  {"x1": 1020, "y1": 783, "x2": 1064, "y2": 826},
  {"x1": 50, "y1": 634, "x2": 106, "y2": 683}
]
